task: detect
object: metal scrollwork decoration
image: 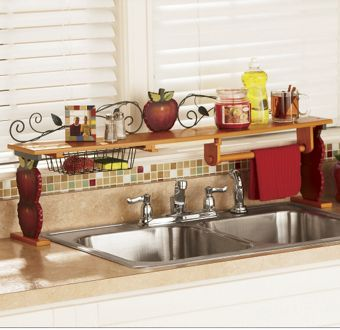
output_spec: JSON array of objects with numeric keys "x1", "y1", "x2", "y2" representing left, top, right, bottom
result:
[
  {"x1": 96, "y1": 101, "x2": 143, "y2": 134},
  {"x1": 9, "y1": 100, "x2": 144, "y2": 143},
  {"x1": 9, "y1": 113, "x2": 66, "y2": 143},
  {"x1": 177, "y1": 93, "x2": 217, "y2": 129}
]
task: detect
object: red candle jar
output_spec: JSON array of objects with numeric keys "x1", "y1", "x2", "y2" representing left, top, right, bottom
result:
[{"x1": 214, "y1": 88, "x2": 251, "y2": 129}]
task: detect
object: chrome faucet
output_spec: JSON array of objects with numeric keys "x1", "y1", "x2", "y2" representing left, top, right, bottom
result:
[
  {"x1": 228, "y1": 169, "x2": 247, "y2": 214},
  {"x1": 127, "y1": 193, "x2": 153, "y2": 226},
  {"x1": 171, "y1": 179, "x2": 188, "y2": 216}
]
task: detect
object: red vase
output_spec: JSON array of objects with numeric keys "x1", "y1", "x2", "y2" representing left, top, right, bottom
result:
[{"x1": 334, "y1": 162, "x2": 340, "y2": 202}]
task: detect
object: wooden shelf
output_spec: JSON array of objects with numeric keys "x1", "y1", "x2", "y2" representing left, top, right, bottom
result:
[{"x1": 7, "y1": 116, "x2": 332, "y2": 158}]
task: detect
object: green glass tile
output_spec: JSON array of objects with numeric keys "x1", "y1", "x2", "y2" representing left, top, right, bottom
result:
[
  {"x1": 47, "y1": 184, "x2": 54, "y2": 192},
  {"x1": 131, "y1": 174, "x2": 137, "y2": 182},
  {"x1": 68, "y1": 181, "x2": 75, "y2": 189},
  {"x1": 83, "y1": 181, "x2": 89, "y2": 188},
  {"x1": 197, "y1": 167, "x2": 203, "y2": 175}
]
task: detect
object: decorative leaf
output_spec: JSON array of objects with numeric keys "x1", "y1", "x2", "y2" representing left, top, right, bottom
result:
[
  {"x1": 27, "y1": 160, "x2": 34, "y2": 170},
  {"x1": 51, "y1": 113, "x2": 63, "y2": 126},
  {"x1": 198, "y1": 106, "x2": 209, "y2": 117},
  {"x1": 148, "y1": 91, "x2": 161, "y2": 102},
  {"x1": 163, "y1": 91, "x2": 174, "y2": 101},
  {"x1": 19, "y1": 157, "x2": 26, "y2": 168}
]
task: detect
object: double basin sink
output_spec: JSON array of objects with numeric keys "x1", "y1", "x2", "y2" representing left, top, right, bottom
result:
[{"x1": 43, "y1": 203, "x2": 340, "y2": 269}]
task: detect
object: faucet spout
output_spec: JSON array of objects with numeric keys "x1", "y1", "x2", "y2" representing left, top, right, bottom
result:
[{"x1": 228, "y1": 169, "x2": 247, "y2": 214}]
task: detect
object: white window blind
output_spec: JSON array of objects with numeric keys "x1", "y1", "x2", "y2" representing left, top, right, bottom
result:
[
  {"x1": 150, "y1": 0, "x2": 339, "y2": 127},
  {"x1": 0, "y1": 0, "x2": 118, "y2": 162}
]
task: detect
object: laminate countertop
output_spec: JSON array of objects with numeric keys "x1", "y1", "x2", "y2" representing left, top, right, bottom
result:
[{"x1": 2, "y1": 203, "x2": 340, "y2": 312}]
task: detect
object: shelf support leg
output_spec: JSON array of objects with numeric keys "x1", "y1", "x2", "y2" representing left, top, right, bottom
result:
[
  {"x1": 11, "y1": 155, "x2": 50, "y2": 246},
  {"x1": 291, "y1": 125, "x2": 332, "y2": 208}
]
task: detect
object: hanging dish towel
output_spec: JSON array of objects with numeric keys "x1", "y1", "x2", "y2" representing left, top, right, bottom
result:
[{"x1": 249, "y1": 144, "x2": 301, "y2": 201}]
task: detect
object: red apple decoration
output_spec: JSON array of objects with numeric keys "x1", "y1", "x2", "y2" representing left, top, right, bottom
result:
[
  {"x1": 143, "y1": 88, "x2": 178, "y2": 132},
  {"x1": 16, "y1": 163, "x2": 43, "y2": 239}
]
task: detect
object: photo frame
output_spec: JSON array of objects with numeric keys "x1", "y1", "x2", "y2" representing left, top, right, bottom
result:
[{"x1": 65, "y1": 105, "x2": 96, "y2": 142}]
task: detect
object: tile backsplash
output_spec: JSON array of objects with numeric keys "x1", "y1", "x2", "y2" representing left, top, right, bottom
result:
[{"x1": 0, "y1": 158, "x2": 249, "y2": 200}]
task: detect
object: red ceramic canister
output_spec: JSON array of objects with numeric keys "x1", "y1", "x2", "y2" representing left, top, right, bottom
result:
[{"x1": 214, "y1": 88, "x2": 251, "y2": 129}]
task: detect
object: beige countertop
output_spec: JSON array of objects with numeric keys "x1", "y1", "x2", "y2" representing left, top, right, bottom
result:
[{"x1": 2, "y1": 202, "x2": 340, "y2": 312}]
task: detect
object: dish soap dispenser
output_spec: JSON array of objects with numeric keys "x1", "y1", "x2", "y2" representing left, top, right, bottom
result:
[{"x1": 242, "y1": 58, "x2": 269, "y2": 124}]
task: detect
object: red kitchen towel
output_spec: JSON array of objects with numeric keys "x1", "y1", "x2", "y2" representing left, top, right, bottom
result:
[{"x1": 248, "y1": 144, "x2": 301, "y2": 201}]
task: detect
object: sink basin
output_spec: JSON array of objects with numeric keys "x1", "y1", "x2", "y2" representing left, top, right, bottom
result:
[
  {"x1": 202, "y1": 204, "x2": 340, "y2": 246},
  {"x1": 43, "y1": 224, "x2": 251, "y2": 268},
  {"x1": 43, "y1": 203, "x2": 340, "y2": 269}
]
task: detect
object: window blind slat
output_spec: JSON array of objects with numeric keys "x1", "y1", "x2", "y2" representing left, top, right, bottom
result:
[
  {"x1": 0, "y1": 24, "x2": 115, "y2": 44},
  {"x1": 0, "y1": 9, "x2": 115, "y2": 29},
  {"x1": 0, "y1": 0, "x2": 114, "y2": 13},
  {"x1": 0, "y1": 83, "x2": 117, "y2": 105},
  {"x1": 0, "y1": 69, "x2": 116, "y2": 90},
  {"x1": 0, "y1": 40, "x2": 115, "y2": 60},
  {"x1": 0, "y1": 54, "x2": 116, "y2": 75}
]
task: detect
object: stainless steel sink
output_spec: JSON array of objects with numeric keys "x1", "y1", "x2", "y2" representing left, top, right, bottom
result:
[
  {"x1": 202, "y1": 204, "x2": 340, "y2": 246},
  {"x1": 43, "y1": 224, "x2": 251, "y2": 268},
  {"x1": 43, "y1": 203, "x2": 340, "y2": 269}
]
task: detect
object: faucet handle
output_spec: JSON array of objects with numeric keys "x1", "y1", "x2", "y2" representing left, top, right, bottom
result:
[
  {"x1": 203, "y1": 186, "x2": 227, "y2": 212},
  {"x1": 205, "y1": 186, "x2": 227, "y2": 196},
  {"x1": 127, "y1": 194, "x2": 152, "y2": 226},
  {"x1": 127, "y1": 193, "x2": 150, "y2": 205}
]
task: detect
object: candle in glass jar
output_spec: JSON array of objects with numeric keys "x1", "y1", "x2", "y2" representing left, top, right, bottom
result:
[{"x1": 214, "y1": 89, "x2": 251, "y2": 129}]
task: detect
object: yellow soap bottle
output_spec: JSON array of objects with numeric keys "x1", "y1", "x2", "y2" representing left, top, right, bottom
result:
[{"x1": 242, "y1": 58, "x2": 269, "y2": 124}]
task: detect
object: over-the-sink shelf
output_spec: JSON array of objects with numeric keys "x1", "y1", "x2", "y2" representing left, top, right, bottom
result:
[
  {"x1": 7, "y1": 116, "x2": 333, "y2": 247},
  {"x1": 8, "y1": 116, "x2": 332, "y2": 163}
]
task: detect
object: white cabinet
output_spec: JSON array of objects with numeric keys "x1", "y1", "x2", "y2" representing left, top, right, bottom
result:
[{"x1": 1, "y1": 259, "x2": 340, "y2": 327}]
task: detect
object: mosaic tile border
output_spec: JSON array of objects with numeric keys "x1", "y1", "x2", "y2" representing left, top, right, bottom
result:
[{"x1": 0, "y1": 158, "x2": 249, "y2": 200}]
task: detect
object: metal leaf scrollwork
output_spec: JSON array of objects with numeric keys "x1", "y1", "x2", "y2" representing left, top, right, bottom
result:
[
  {"x1": 177, "y1": 93, "x2": 217, "y2": 129},
  {"x1": 9, "y1": 100, "x2": 144, "y2": 143},
  {"x1": 96, "y1": 101, "x2": 143, "y2": 134},
  {"x1": 10, "y1": 113, "x2": 66, "y2": 143}
]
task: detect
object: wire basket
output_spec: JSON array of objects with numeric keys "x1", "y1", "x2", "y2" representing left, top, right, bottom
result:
[{"x1": 45, "y1": 148, "x2": 136, "y2": 175}]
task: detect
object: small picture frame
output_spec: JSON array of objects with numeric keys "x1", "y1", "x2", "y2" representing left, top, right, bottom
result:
[{"x1": 65, "y1": 105, "x2": 96, "y2": 142}]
